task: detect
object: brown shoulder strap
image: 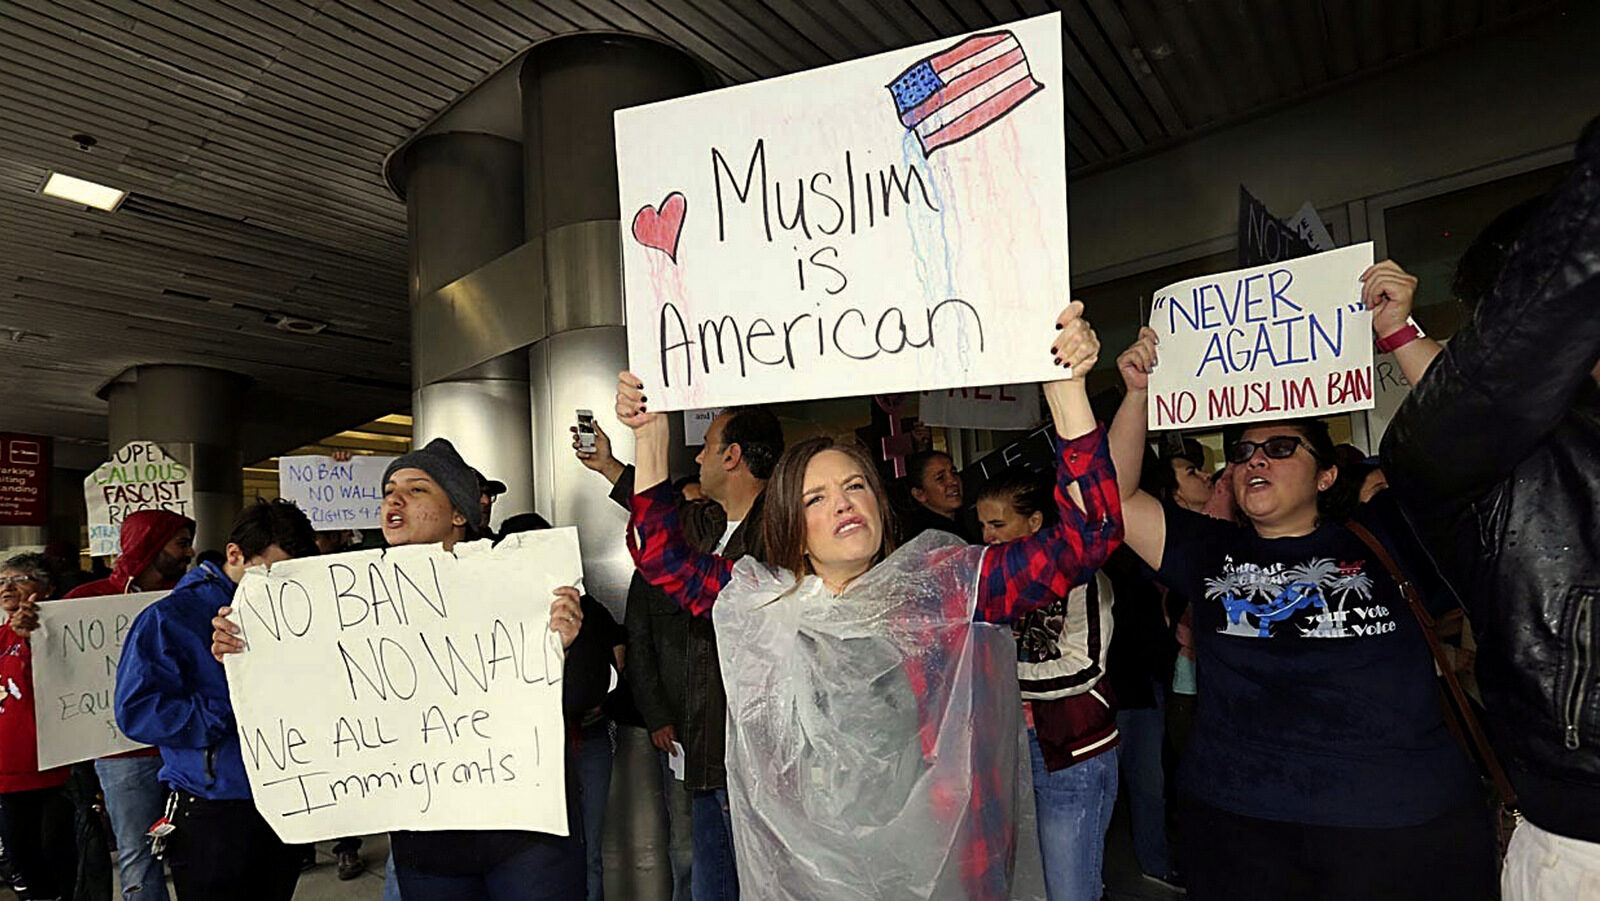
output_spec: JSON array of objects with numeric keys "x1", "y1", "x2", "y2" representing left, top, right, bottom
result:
[{"x1": 1345, "y1": 519, "x2": 1519, "y2": 810}]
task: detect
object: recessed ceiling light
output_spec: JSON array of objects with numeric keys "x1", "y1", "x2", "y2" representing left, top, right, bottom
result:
[{"x1": 40, "y1": 172, "x2": 126, "y2": 211}]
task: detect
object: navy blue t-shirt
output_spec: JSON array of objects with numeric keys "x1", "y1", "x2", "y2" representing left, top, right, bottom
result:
[{"x1": 1160, "y1": 501, "x2": 1479, "y2": 827}]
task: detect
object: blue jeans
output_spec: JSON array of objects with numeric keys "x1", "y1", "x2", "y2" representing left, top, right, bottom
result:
[
  {"x1": 657, "y1": 751, "x2": 694, "y2": 901},
  {"x1": 690, "y1": 787, "x2": 739, "y2": 901},
  {"x1": 1030, "y1": 733, "x2": 1119, "y2": 901},
  {"x1": 95, "y1": 756, "x2": 169, "y2": 901},
  {"x1": 577, "y1": 721, "x2": 615, "y2": 901},
  {"x1": 383, "y1": 850, "x2": 401, "y2": 901},
  {"x1": 394, "y1": 838, "x2": 584, "y2": 901},
  {"x1": 1116, "y1": 696, "x2": 1174, "y2": 879}
]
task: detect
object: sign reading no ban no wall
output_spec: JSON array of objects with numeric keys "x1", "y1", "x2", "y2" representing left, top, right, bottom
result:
[{"x1": 223, "y1": 531, "x2": 583, "y2": 843}]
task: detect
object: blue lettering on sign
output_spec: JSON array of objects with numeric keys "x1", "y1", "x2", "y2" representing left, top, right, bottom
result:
[{"x1": 1155, "y1": 268, "x2": 1359, "y2": 378}]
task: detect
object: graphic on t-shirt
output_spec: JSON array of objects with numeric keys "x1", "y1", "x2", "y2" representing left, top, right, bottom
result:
[{"x1": 1204, "y1": 556, "x2": 1389, "y2": 639}]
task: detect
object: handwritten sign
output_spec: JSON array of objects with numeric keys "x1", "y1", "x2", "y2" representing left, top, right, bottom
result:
[
  {"x1": 224, "y1": 531, "x2": 582, "y2": 843},
  {"x1": 1238, "y1": 186, "x2": 1317, "y2": 268},
  {"x1": 1148, "y1": 243, "x2": 1376, "y2": 430},
  {"x1": 32, "y1": 592, "x2": 165, "y2": 768},
  {"x1": 278, "y1": 455, "x2": 395, "y2": 531},
  {"x1": 85, "y1": 442, "x2": 193, "y2": 556},
  {"x1": 0, "y1": 433, "x2": 50, "y2": 526},
  {"x1": 919, "y1": 384, "x2": 1040, "y2": 430},
  {"x1": 617, "y1": 13, "x2": 1069, "y2": 411}
]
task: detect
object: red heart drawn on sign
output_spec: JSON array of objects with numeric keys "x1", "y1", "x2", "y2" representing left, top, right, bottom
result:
[{"x1": 631, "y1": 192, "x2": 687, "y2": 263}]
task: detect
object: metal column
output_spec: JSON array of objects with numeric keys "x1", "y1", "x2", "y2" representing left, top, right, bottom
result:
[{"x1": 521, "y1": 34, "x2": 711, "y2": 901}]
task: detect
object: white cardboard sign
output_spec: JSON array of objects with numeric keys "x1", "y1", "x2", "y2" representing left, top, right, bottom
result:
[
  {"x1": 85, "y1": 442, "x2": 193, "y2": 556},
  {"x1": 919, "y1": 384, "x2": 1040, "y2": 430},
  {"x1": 617, "y1": 13, "x2": 1069, "y2": 411},
  {"x1": 31, "y1": 592, "x2": 165, "y2": 768},
  {"x1": 278, "y1": 455, "x2": 395, "y2": 532},
  {"x1": 223, "y1": 531, "x2": 582, "y2": 843},
  {"x1": 1147, "y1": 243, "x2": 1376, "y2": 430}
]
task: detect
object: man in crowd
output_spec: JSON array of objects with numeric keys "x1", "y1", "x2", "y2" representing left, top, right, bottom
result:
[
  {"x1": 60, "y1": 509, "x2": 194, "y2": 901},
  {"x1": 114, "y1": 499, "x2": 320, "y2": 901},
  {"x1": 1378, "y1": 118, "x2": 1600, "y2": 899},
  {"x1": 576, "y1": 407, "x2": 784, "y2": 901}
]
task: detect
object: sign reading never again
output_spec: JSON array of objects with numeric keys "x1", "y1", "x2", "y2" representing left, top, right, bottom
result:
[
  {"x1": 616, "y1": 13, "x2": 1070, "y2": 411},
  {"x1": 32, "y1": 592, "x2": 166, "y2": 768},
  {"x1": 85, "y1": 442, "x2": 193, "y2": 556},
  {"x1": 223, "y1": 530, "x2": 582, "y2": 843},
  {"x1": 1147, "y1": 243, "x2": 1376, "y2": 430}
]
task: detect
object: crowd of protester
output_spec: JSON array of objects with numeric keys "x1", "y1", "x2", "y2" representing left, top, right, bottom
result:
[{"x1": 0, "y1": 119, "x2": 1592, "y2": 901}]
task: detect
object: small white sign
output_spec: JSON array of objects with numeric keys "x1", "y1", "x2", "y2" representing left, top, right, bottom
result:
[
  {"x1": 618, "y1": 13, "x2": 1070, "y2": 411},
  {"x1": 85, "y1": 443, "x2": 193, "y2": 557},
  {"x1": 919, "y1": 384, "x2": 1040, "y2": 430},
  {"x1": 1148, "y1": 244, "x2": 1376, "y2": 430},
  {"x1": 684, "y1": 409, "x2": 720, "y2": 447},
  {"x1": 224, "y1": 531, "x2": 583, "y2": 843},
  {"x1": 32, "y1": 592, "x2": 166, "y2": 768},
  {"x1": 278, "y1": 455, "x2": 396, "y2": 532}
]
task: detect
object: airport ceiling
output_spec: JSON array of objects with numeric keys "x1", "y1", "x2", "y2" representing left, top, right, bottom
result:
[{"x1": 0, "y1": 0, "x2": 1559, "y2": 462}]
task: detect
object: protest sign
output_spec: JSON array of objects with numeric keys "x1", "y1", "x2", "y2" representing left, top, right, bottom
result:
[
  {"x1": 32, "y1": 592, "x2": 164, "y2": 767},
  {"x1": 1285, "y1": 201, "x2": 1337, "y2": 253},
  {"x1": 617, "y1": 13, "x2": 1069, "y2": 411},
  {"x1": 919, "y1": 384, "x2": 1040, "y2": 430},
  {"x1": 1147, "y1": 243, "x2": 1376, "y2": 430},
  {"x1": 224, "y1": 530, "x2": 582, "y2": 843},
  {"x1": 684, "y1": 409, "x2": 720, "y2": 446},
  {"x1": 1238, "y1": 186, "x2": 1318, "y2": 268},
  {"x1": 278, "y1": 455, "x2": 395, "y2": 531},
  {"x1": 1366, "y1": 352, "x2": 1413, "y2": 446},
  {"x1": 85, "y1": 442, "x2": 193, "y2": 556},
  {"x1": 0, "y1": 433, "x2": 50, "y2": 526}
]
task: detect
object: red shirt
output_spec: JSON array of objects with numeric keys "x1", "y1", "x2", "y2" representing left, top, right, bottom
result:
[{"x1": 0, "y1": 625, "x2": 69, "y2": 792}]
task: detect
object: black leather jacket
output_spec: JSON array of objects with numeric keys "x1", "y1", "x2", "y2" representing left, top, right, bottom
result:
[{"x1": 1382, "y1": 127, "x2": 1600, "y2": 843}]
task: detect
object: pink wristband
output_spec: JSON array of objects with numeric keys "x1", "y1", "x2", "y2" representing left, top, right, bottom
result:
[{"x1": 1376, "y1": 323, "x2": 1421, "y2": 354}]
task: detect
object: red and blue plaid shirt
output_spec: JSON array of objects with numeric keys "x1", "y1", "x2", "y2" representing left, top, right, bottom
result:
[{"x1": 628, "y1": 425, "x2": 1123, "y2": 898}]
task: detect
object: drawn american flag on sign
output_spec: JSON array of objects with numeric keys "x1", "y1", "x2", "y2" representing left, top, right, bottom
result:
[{"x1": 888, "y1": 31, "x2": 1044, "y2": 157}]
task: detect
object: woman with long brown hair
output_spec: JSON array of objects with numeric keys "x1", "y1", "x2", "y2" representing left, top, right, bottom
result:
[{"x1": 616, "y1": 302, "x2": 1122, "y2": 900}]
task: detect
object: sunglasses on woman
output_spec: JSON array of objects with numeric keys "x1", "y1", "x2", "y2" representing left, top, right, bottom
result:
[{"x1": 1225, "y1": 436, "x2": 1310, "y2": 465}]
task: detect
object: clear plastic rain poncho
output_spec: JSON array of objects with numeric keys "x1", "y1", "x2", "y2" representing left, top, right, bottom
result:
[{"x1": 711, "y1": 530, "x2": 1046, "y2": 901}]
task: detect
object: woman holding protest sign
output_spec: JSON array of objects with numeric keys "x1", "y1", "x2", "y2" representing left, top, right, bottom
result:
[
  {"x1": 210, "y1": 438, "x2": 611, "y2": 901},
  {"x1": 1106, "y1": 327, "x2": 1497, "y2": 900},
  {"x1": 616, "y1": 300, "x2": 1120, "y2": 901},
  {"x1": 0, "y1": 553, "x2": 77, "y2": 901}
]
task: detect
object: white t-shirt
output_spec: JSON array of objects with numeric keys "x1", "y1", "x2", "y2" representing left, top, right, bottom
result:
[{"x1": 715, "y1": 521, "x2": 741, "y2": 555}]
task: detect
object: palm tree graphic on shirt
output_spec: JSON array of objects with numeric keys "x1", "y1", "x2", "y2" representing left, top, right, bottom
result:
[{"x1": 1205, "y1": 557, "x2": 1374, "y2": 638}]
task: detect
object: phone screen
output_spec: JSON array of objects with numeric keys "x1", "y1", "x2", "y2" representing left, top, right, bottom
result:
[{"x1": 576, "y1": 409, "x2": 596, "y2": 452}]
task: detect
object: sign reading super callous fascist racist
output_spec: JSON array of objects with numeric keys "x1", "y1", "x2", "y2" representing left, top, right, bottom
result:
[{"x1": 85, "y1": 442, "x2": 194, "y2": 556}]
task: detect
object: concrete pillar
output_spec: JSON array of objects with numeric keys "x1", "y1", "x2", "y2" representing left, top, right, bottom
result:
[
  {"x1": 106, "y1": 365, "x2": 248, "y2": 555},
  {"x1": 521, "y1": 33, "x2": 711, "y2": 901},
  {"x1": 400, "y1": 132, "x2": 532, "y2": 528}
]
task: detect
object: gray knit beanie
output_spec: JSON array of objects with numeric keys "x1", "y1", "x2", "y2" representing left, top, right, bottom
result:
[{"x1": 382, "y1": 438, "x2": 483, "y2": 530}]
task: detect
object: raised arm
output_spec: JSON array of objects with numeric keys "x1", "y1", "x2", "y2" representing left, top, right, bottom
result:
[
  {"x1": 1361, "y1": 260, "x2": 1445, "y2": 387},
  {"x1": 115, "y1": 608, "x2": 233, "y2": 750},
  {"x1": 1106, "y1": 328, "x2": 1170, "y2": 570},
  {"x1": 1383, "y1": 129, "x2": 1600, "y2": 509},
  {"x1": 975, "y1": 302, "x2": 1123, "y2": 622},
  {"x1": 618, "y1": 372, "x2": 734, "y2": 616}
]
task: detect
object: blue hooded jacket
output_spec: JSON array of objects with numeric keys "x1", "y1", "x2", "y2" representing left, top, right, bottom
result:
[{"x1": 114, "y1": 560, "x2": 252, "y2": 800}]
